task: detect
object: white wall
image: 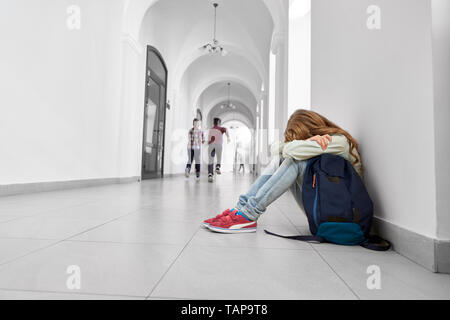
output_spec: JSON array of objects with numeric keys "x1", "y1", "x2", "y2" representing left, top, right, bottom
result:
[
  {"x1": 311, "y1": 0, "x2": 437, "y2": 238},
  {"x1": 116, "y1": 37, "x2": 144, "y2": 179},
  {"x1": 288, "y1": 0, "x2": 311, "y2": 116},
  {"x1": 432, "y1": 0, "x2": 450, "y2": 240},
  {"x1": 0, "y1": 0, "x2": 126, "y2": 184},
  {"x1": 268, "y1": 52, "x2": 277, "y2": 144}
]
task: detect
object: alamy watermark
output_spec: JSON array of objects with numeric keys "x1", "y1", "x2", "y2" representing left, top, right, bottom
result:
[
  {"x1": 366, "y1": 265, "x2": 381, "y2": 290},
  {"x1": 367, "y1": 5, "x2": 381, "y2": 30},
  {"x1": 66, "y1": 265, "x2": 81, "y2": 290},
  {"x1": 66, "y1": 5, "x2": 81, "y2": 31}
]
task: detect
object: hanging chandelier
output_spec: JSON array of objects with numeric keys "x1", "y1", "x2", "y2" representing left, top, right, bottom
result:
[
  {"x1": 200, "y1": 3, "x2": 227, "y2": 56},
  {"x1": 221, "y1": 82, "x2": 236, "y2": 109}
]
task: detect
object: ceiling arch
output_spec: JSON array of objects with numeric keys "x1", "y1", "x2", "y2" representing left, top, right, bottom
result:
[
  {"x1": 123, "y1": 0, "x2": 285, "y2": 44},
  {"x1": 208, "y1": 104, "x2": 255, "y2": 130},
  {"x1": 192, "y1": 75, "x2": 260, "y2": 112},
  {"x1": 205, "y1": 97, "x2": 255, "y2": 128},
  {"x1": 179, "y1": 52, "x2": 261, "y2": 114},
  {"x1": 196, "y1": 80, "x2": 258, "y2": 116},
  {"x1": 203, "y1": 95, "x2": 256, "y2": 127},
  {"x1": 172, "y1": 41, "x2": 267, "y2": 95},
  {"x1": 133, "y1": 0, "x2": 283, "y2": 121}
]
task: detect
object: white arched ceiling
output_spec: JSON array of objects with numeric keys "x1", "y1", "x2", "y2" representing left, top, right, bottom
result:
[
  {"x1": 202, "y1": 95, "x2": 257, "y2": 125},
  {"x1": 124, "y1": 0, "x2": 284, "y2": 47},
  {"x1": 180, "y1": 52, "x2": 260, "y2": 110},
  {"x1": 119, "y1": 0, "x2": 288, "y2": 175},
  {"x1": 198, "y1": 82, "x2": 257, "y2": 120},
  {"x1": 261, "y1": 0, "x2": 287, "y2": 34},
  {"x1": 208, "y1": 101, "x2": 255, "y2": 129},
  {"x1": 192, "y1": 75, "x2": 260, "y2": 111},
  {"x1": 135, "y1": 0, "x2": 278, "y2": 95},
  {"x1": 204, "y1": 97, "x2": 256, "y2": 127},
  {"x1": 172, "y1": 41, "x2": 267, "y2": 95},
  {"x1": 183, "y1": 53, "x2": 261, "y2": 102}
]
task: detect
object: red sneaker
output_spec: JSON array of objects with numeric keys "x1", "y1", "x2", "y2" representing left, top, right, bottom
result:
[
  {"x1": 207, "y1": 211, "x2": 257, "y2": 233},
  {"x1": 202, "y1": 208, "x2": 236, "y2": 228}
]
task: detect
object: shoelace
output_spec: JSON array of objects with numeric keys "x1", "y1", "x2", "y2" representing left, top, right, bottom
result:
[
  {"x1": 218, "y1": 209, "x2": 231, "y2": 218},
  {"x1": 218, "y1": 214, "x2": 237, "y2": 224},
  {"x1": 210, "y1": 209, "x2": 231, "y2": 222}
]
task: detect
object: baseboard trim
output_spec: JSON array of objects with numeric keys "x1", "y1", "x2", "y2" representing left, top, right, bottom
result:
[
  {"x1": 163, "y1": 173, "x2": 185, "y2": 178},
  {"x1": 372, "y1": 217, "x2": 450, "y2": 273},
  {"x1": 372, "y1": 217, "x2": 436, "y2": 271},
  {"x1": 435, "y1": 240, "x2": 450, "y2": 273},
  {"x1": 0, "y1": 176, "x2": 140, "y2": 197}
]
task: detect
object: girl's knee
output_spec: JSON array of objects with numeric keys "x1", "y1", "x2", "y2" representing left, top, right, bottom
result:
[{"x1": 280, "y1": 157, "x2": 295, "y2": 167}]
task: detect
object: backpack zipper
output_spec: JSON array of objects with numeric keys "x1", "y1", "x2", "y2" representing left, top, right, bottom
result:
[{"x1": 313, "y1": 174, "x2": 319, "y2": 227}]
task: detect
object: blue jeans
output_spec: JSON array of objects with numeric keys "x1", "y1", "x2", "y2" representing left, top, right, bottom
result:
[
  {"x1": 236, "y1": 157, "x2": 308, "y2": 220},
  {"x1": 208, "y1": 143, "x2": 223, "y2": 175},
  {"x1": 186, "y1": 148, "x2": 201, "y2": 173}
]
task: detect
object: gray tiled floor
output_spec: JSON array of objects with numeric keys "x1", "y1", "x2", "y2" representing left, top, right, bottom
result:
[{"x1": 0, "y1": 173, "x2": 449, "y2": 300}]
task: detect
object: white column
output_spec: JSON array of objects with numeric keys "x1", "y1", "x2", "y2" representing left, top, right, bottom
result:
[
  {"x1": 260, "y1": 91, "x2": 270, "y2": 166},
  {"x1": 271, "y1": 31, "x2": 289, "y2": 141},
  {"x1": 117, "y1": 33, "x2": 145, "y2": 179},
  {"x1": 432, "y1": 0, "x2": 450, "y2": 241}
]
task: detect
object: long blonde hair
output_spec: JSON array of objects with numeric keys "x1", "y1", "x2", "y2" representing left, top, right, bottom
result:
[{"x1": 284, "y1": 109, "x2": 362, "y2": 169}]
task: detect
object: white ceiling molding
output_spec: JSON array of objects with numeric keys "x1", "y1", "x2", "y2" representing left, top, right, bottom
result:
[
  {"x1": 203, "y1": 95, "x2": 256, "y2": 126},
  {"x1": 172, "y1": 42, "x2": 267, "y2": 95},
  {"x1": 121, "y1": 33, "x2": 144, "y2": 55},
  {"x1": 261, "y1": 0, "x2": 287, "y2": 34},
  {"x1": 191, "y1": 75, "x2": 260, "y2": 111},
  {"x1": 122, "y1": 0, "x2": 159, "y2": 40},
  {"x1": 270, "y1": 31, "x2": 287, "y2": 55},
  {"x1": 124, "y1": 0, "x2": 286, "y2": 42}
]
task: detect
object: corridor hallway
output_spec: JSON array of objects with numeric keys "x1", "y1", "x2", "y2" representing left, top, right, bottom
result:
[
  {"x1": 0, "y1": 174, "x2": 449, "y2": 300},
  {"x1": 1, "y1": 0, "x2": 450, "y2": 301}
]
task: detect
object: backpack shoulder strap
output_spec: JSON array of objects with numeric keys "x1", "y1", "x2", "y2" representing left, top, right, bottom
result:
[
  {"x1": 264, "y1": 229, "x2": 325, "y2": 244},
  {"x1": 360, "y1": 235, "x2": 391, "y2": 251}
]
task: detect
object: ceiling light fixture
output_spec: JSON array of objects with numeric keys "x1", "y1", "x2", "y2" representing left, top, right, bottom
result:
[
  {"x1": 200, "y1": 3, "x2": 227, "y2": 56},
  {"x1": 221, "y1": 82, "x2": 236, "y2": 110}
]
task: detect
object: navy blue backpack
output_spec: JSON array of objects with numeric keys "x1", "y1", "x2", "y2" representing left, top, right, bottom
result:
[{"x1": 265, "y1": 154, "x2": 391, "y2": 251}]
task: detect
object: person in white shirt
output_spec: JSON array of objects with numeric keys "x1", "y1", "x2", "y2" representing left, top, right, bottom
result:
[
  {"x1": 185, "y1": 118, "x2": 205, "y2": 179},
  {"x1": 207, "y1": 118, "x2": 230, "y2": 182}
]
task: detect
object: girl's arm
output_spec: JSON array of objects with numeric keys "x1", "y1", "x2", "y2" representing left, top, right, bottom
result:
[
  {"x1": 273, "y1": 134, "x2": 363, "y2": 177},
  {"x1": 270, "y1": 141, "x2": 285, "y2": 156},
  {"x1": 282, "y1": 134, "x2": 348, "y2": 160}
]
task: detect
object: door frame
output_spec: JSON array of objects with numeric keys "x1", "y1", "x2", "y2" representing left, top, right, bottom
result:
[{"x1": 141, "y1": 45, "x2": 168, "y2": 180}]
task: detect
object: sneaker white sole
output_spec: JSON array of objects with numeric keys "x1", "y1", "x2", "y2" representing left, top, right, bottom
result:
[{"x1": 207, "y1": 225, "x2": 257, "y2": 234}]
